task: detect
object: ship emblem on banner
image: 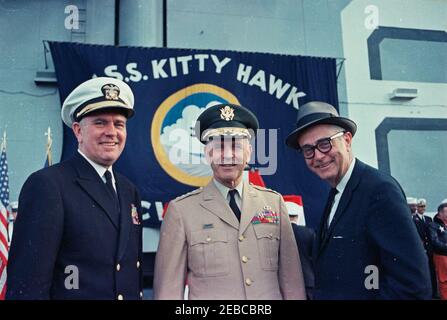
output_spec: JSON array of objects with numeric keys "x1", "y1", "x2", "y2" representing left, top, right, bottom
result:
[{"x1": 151, "y1": 83, "x2": 240, "y2": 186}]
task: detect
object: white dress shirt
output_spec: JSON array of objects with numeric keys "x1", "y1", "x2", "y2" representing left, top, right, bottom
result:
[
  {"x1": 78, "y1": 149, "x2": 117, "y2": 192},
  {"x1": 213, "y1": 178, "x2": 243, "y2": 211},
  {"x1": 328, "y1": 158, "x2": 356, "y2": 226}
]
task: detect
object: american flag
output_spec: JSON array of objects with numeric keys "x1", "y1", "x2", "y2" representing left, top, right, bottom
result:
[{"x1": 0, "y1": 133, "x2": 10, "y2": 300}]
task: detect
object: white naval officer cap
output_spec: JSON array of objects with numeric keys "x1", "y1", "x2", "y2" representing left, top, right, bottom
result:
[
  {"x1": 417, "y1": 198, "x2": 427, "y2": 206},
  {"x1": 406, "y1": 197, "x2": 417, "y2": 205},
  {"x1": 61, "y1": 77, "x2": 135, "y2": 127}
]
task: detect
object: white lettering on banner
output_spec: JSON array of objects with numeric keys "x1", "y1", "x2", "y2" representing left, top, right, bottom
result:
[
  {"x1": 248, "y1": 70, "x2": 267, "y2": 92},
  {"x1": 101, "y1": 55, "x2": 305, "y2": 109},
  {"x1": 286, "y1": 86, "x2": 306, "y2": 110},
  {"x1": 178, "y1": 55, "x2": 193, "y2": 74},
  {"x1": 269, "y1": 75, "x2": 291, "y2": 99},
  {"x1": 104, "y1": 65, "x2": 123, "y2": 80},
  {"x1": 211, "y1": 55, "x2": 231, "y2": 73},
  {"x1": 169, "y1": 57, "x2": 178, "y2": 77},
  {"x1": 237, "y1": 63, "x2": 306, "y2": 109},
  {"x1": 126, "y1": 63, "x2": 142, "y2": 82},
  {"x1": 152, "y1": 59, "x2": 169, "y2": 79},
  {"x1": 141, "y1": 200, "x2": 165, "y2": 222},
  {"x1": 194, "y1": 54, "x2": 209, "y2": 71},
  {"x1": 151, "y1": 55, "x2": 231, "y2": 79},
  {"x1": 237, "y1": 63, "x2": 252, "y2": 83}
]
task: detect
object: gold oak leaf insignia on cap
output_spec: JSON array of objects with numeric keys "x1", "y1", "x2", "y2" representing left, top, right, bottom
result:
[
  {"x1": 220, "y1": 105, "x2": 235, "y2": 121},
  {"x1": 101, "y1": 84, "x2": 120, "y2": 100}
]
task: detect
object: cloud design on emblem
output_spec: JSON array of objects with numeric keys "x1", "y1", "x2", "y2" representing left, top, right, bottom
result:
[{"x1": 160, "y1": 101, "x2": 221, "y2": 177}]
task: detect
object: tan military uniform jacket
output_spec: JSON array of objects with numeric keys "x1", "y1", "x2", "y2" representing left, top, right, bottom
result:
[{"x1": 153, "y1": 181, "x2": 306, "y2": 300}]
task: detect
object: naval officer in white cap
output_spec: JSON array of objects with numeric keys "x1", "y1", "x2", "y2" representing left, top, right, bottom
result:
[{"x1": 7, "y1": 77, "x2": 143, "y2": 300}]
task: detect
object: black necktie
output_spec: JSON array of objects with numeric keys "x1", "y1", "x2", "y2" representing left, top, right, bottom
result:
[
  {"x1": 104, "y1": 170, "x2": 119, "y2": 208},
  {"x1": 228, "y1": 189, "x2": 241, "y2": 221},
  {"x1": 321, "y1": 188, "x2": 338, "y2": 242}
]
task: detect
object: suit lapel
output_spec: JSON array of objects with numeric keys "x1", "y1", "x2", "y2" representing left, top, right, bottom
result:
[
  {"x1": 317, "y1": 159, "x2": 363, "y2": 255},
  {"x1": 239, "y1": 183, "x2": 258, "y2": 236},
  {"x1": 71, "y1": 153, "x2": 119, "y2": 229},
  {"x1": 115, "y1": 173, "x2": 132, "y2": 261},
  {"x1": 200, "y1": 181, "x2": 239, "y2": 230}
]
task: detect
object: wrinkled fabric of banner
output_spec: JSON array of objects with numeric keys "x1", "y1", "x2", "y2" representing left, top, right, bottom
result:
[{"x1": 49, "y1": 42, "x2": 338, "y2": 229}]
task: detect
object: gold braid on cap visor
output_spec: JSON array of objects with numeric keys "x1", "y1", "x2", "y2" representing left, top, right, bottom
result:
[
  {"x1": 75, "y1": 100, "x2": 130, "y2": 119},
  {"x1": 201, "y1": 127, "x2": 251, "y2": 142}
]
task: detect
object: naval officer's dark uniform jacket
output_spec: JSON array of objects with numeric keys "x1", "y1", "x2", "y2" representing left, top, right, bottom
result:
[{"x1": 6, "y1": 152, "x2": 143, "y2": 300}]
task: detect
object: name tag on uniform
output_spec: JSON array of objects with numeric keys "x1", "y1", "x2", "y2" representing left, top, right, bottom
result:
[{"x1": 203, "y1": 223, "x2": 214, "y2": 229}]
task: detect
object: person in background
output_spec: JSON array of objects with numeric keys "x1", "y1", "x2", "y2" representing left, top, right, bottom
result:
[
  {"x1": 416, "y1": 199, "x2": 433, "y2": 223},
  {"x1": 407, "y1": 197, "x2": 418, "y2": 216},
  {"x1": 428, "y1": 203, "x2": 447, "y2": 299},
  {"x1": 285, "y1": 195, "x2": 316, "y2": 299},
  {"x1": 413, "y1": 198, "x2": 437, "y2": 298}
]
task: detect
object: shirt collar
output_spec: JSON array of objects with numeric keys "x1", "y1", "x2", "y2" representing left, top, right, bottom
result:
[
  {"x1": 335, "y1": 157, "x2": 356, "y2": 194},
  {"x1": 213, "y1": 178, "x2": 244, "y2": 199},
  {"x1": 77, "y1": 149, "x2": 114, "y2": 183}
]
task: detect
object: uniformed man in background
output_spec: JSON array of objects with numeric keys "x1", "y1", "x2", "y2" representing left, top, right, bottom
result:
[
  {"x1": 153, "y1": 103, "x2": 306, "y2": 300},
  {"x1": 7, "y1": 77, "x2": 143, "y2": 300},
  {"x1": 407, "y1": 197, "x2": 418, "y2": 216}
]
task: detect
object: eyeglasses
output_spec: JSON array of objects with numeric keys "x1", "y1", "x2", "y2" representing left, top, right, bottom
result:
[{"x1": 300, "y1": 131, "x2": 345, "y2": 159}]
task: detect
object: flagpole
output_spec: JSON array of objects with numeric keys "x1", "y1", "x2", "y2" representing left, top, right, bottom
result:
[
  {"x1": 1, "y1": 131, "x2": 5, "y2": 151},
  {"x1": 45, "y1": 127, "x2": 53, "y2": 166}
]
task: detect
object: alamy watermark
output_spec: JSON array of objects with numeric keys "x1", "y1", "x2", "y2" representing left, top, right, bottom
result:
[
  {"x1": 364, "y1": 265, "x2": 379, "y2": 290},
  {"x1": 64, "y1": 5, "x2": 79, "y2": 30},
  {"x1": 364, "y1": 5, "x2": 379, "y2": 30},
  {"x1": 165, "y1": 121, "x2": 278, "y2": 175},
  {"x1": 64, "y1": 265, "x2": 79, "y2": 290}
]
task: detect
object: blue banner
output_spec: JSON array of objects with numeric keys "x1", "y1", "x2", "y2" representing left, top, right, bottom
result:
[{"x1": 49, "y1": 42, "x2": 338, "y2": 229}]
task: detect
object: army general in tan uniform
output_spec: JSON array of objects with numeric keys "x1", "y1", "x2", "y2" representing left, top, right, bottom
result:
[{"x1": 153, "y1": 103, "x2": 306, "y2": 300}]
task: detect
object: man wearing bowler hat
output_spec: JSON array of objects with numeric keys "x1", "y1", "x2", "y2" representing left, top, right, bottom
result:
[
  {"x1": 154, "y1": 103, "x2": 306, "y2": 300},
  {"x1": 285, "y1": 101, "x2": 431, "y2": 299},
  {"x1": 7, "y1": 77, "x2": 143, "y2": 300}
]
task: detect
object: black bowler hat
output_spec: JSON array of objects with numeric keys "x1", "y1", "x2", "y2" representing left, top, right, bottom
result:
[
  {"x1": 285, "y1": 101, "x2": 357, "y2": 150},
  {"x1": 194, "y1": 103, "x2": 259, "y2": 144}
]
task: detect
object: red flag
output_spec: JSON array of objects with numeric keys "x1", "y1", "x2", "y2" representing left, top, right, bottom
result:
[{"x1": 247, "y1": 168, "x2": 266, "y2": 187}]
